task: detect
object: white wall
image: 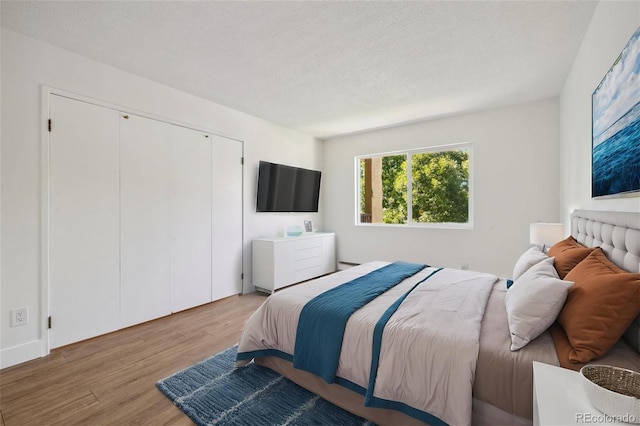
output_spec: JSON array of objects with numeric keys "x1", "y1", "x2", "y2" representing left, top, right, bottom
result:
[
  {"x1": 0, "y1": 29, "x2": 322, "y2": 367},
  {"x1": 559, "y1": 1, "x2": 640, "y2": 223},
  {"x1": 323, "y1": 99, "x2": 560, "y2": 278}
]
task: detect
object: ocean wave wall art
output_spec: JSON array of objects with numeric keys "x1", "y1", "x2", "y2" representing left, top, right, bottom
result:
[{"x1": 592, "y1": 27, "x2": 640, "y2": 198}]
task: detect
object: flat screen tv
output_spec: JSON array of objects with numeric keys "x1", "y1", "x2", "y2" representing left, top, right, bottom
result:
[{"x1": 256, "y1": 161, "x2": 321, "y2": 212}]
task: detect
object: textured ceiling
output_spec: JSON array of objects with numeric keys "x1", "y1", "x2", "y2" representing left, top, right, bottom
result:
[{"x1": 1, "y1": 1, "x2": 598, "y2": 139}]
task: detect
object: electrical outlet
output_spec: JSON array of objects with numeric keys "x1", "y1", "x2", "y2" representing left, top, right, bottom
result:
[{"x1": 10, "y1": 307, "x2": 29, "y2": 327}]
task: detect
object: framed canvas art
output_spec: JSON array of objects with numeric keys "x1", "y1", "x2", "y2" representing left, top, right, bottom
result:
[
  {"x1": 303, "y1": 219, "x2": 314, "y2": 233},
  {"x1": 592, "y1": 27, "x2": 640, "y2": 198}
]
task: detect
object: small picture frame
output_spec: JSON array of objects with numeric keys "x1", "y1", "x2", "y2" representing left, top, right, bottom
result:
[{"x1": 304, "y1": 219, "x2": 313, "y2": 233}]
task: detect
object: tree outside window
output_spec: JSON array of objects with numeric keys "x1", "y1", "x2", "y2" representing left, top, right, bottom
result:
[{"x1": 358, "y1": 143, "x2": 471, "y2": 227}]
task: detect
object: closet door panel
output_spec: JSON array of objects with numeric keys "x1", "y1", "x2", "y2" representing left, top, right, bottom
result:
[
  {"x1": 120, "y1": 114, "x2": 172, "y2": 327},
  {"x1": 171, "y1": 126, "x2": 212, "y2": 312},
  {"x1": 211, "y1": 136, "x2": 243, "y2": 299},
  {"x1": 49, "y1": 95, "x2": 120, "y2": 348}
]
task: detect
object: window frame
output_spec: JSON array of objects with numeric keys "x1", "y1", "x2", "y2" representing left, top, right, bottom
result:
[{"x1": 354, "y1": 142, "x2": 474, "y2": 229}]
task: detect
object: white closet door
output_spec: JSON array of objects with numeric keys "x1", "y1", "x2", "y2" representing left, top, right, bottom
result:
[
  {"x1": 211, "y1": 135, "x2": 243, "y2": 299},
  {"x1": 49, "y1": 95, "x2": 120, "y2": 348},
  {"x1": 120, "y1": 114, "x2": 172, "y2": 327},
  {"x1": 171, "y1": 126, "x2": 212, "y2": 312}
]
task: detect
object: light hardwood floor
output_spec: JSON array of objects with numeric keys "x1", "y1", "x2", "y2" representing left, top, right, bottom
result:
[{"x1": 0, "y1": 292, "x2": 268, "y2": 425}]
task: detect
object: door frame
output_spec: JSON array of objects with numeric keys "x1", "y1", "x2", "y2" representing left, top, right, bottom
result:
[{"x1": 40, "y1": 86, "x2": 244, "y2": 354}]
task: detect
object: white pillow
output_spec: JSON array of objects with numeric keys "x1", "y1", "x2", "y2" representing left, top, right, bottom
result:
[
  {"x1": 512, "y1": 245, "x2": 549, "y2": 281},
  {"x1": 505, "y1": 257, "x2": 574, "y2": 351}
]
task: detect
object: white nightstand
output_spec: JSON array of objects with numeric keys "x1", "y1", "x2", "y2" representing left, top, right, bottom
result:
[{"x1": 533, "y1": 361, "x2": 630, "y2": 425}]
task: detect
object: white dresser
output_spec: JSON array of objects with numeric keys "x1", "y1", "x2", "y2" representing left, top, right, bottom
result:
[{"x1": 252, "y1": 232, "x2": 336, "y2": 293}]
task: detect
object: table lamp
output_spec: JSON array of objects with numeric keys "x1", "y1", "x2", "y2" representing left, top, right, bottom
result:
[{"x1": 530, "y1": 223, "x2": 565, "y2": 253}]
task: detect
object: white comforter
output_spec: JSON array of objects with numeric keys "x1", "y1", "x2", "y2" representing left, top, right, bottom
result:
[{"x1": 237, "y1": 261, "x2": 498, "y2": 425}]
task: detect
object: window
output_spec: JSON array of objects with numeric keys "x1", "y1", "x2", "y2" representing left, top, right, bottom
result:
[{"x1": 357, "y1": 143, "x2": 472, "y2": 227}]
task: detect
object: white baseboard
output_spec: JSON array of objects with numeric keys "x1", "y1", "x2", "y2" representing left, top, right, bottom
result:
[{"x1": 0, "y1": 340, "x2": 45, "y2": 369}]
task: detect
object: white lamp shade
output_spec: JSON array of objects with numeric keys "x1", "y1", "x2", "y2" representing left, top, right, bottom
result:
[{"x1": 530, "y1": 223, "x2": 565, "y2": 247}]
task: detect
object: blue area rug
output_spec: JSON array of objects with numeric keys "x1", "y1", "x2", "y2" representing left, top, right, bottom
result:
[{"x1": 156, "y1": 345, "x2": 374, "y2": 426}]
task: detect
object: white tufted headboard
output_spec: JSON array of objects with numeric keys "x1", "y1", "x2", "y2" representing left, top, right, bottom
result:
[{"x1": 570, "y1": 209, "x2": 640, "y2": 353}]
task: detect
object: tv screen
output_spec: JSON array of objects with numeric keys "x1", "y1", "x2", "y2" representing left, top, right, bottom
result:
[{"x1": 256, "y1": 161, "x2": 321, "y2": 212}]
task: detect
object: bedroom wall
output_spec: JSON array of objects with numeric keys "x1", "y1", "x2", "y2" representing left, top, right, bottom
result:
[
  {"x1": 0, "y1": 28, "x2": 322, "y2": 367},
  {"x1": 322, "y1": 99, "x2": 560, "y2": 278},
  {"x1": 559, "y1": 1, "x2": 640, "y2": 223}
]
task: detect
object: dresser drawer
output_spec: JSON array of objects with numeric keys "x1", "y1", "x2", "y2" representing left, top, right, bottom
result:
[
  {"x1": 294, "y1": 247, "x2": 321, "y2": 260},
  {"x1": 294, "y1": 255, "x2": 322, "y2": 271},
  {"x1": 294, "y1": 265, "x2": 323, "y2": 283},
  {"x1": 294, "y1": 237, "x2": 322, "y2": 251}
]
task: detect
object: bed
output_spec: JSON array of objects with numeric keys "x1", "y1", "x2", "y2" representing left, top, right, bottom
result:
[{"x1": 236, "y1": 210, "x2": 640, "y2": 425}]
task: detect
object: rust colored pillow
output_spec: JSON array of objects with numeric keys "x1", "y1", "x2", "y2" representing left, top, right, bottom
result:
[
  {"x1": 557, "y1": 248, "x2": 640, "y2": 363},
  {"x1": 549, "y1": 324, "x2": 585, "y2": 372},
  {"x1": 547, "y1": 236, "x2": 595, "y2": 278}
]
